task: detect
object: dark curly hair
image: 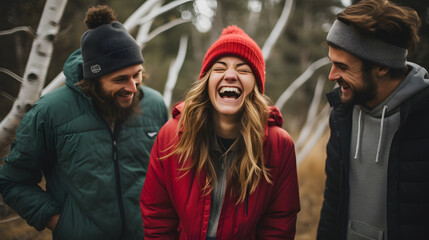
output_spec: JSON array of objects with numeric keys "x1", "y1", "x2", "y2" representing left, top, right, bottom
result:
[{"x1": 84, "y1": 5, "x2": 117, "y2": 29}]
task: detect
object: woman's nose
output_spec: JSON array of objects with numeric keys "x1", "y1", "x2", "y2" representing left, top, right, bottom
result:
[{"x1": 224, "y1": 66, "x2": 238, "y2": 81}]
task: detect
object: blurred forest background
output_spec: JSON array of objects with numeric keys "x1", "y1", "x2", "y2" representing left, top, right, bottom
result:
[{"x1": 0, "y1": 0, "x2": 428, "y2": 239}]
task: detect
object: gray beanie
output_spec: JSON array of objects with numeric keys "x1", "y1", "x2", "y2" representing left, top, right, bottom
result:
[{"x1": 81, "y1": 22, "x2": 144, "y2": 79}]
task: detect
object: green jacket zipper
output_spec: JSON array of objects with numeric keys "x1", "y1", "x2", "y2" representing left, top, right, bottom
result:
[{"x1": 112, "y1": 125, "x2": 126, "y2": 239}]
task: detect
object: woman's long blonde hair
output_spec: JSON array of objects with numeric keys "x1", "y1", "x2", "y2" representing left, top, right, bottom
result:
[{"x1": 170, "y1": 69, "x2": 272, "y2": 203}]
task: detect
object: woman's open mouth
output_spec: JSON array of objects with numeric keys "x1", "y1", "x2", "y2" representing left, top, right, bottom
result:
[{"x1": 219, "y1": 87, "x2": 242, "y2": 100}]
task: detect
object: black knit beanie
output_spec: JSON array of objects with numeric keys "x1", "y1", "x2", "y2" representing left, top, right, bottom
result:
[{"x1": 81, "y1": 6, "x2": 144, "y2": 79}]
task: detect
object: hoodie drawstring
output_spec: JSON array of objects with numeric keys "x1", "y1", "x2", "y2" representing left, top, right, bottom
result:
[
  {"x1": 375, "y1": 105, "x2": 388, "y2": 163},
  {"x1": 354, "y1": 109, "x2": 362, "y2": 159}
]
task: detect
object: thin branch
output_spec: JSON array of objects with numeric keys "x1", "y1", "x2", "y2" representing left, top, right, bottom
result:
[
  {"x1": 295, "y1": 103, "x2": 330, "y2": 153},
  {"x1": 295, "y1": 75, "x2": 325, "y2": 149},
  {"x1": 0, "y1": 68, "x2": 23, "y2": 83},
  {"x1": 140, "y1": 18, "x2": 191, "y2": 46},
  {"x1": 123, "y1": 0, "x2": 162, "y2": 31},
  {"x1": 0, "y1": 215, "x2": 21, "y2": 224},
  {"x1": 275, "y1": 57, "x2": 330, "y2": 110},
  {"x1": 0, "y1": 91, "x2": 15, "y2": 102},
  {"x1": 296, "y1": 103, "x2": 330, "y2": 164},
  {"x1": 0, "y1": 26, "x2": 36, "y2": 38},
  {"x1": 137, "y1": 0, "x2": 193, "y2": 25},
  {"x1": 306, "y1": 75, "x2": 326, "y2": 121}
]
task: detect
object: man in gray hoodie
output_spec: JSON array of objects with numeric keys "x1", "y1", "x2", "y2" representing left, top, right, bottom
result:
[{"x1": 317, "y1": 1, "x2": 429, "y2": 240}]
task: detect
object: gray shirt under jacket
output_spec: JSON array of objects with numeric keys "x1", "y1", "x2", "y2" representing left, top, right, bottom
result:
[{"x1": 206, "y1": 137, "x2": 236, "y2": 238}]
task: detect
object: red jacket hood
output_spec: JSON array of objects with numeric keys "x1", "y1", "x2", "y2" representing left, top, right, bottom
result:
[{"x1": 171, "y1": 102, "x2": 283, "y2": 128}]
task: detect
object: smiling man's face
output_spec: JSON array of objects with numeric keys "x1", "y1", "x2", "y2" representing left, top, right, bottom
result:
[
  {"x1": 328, "y1": 46, "x2": 377, "y2": 106},
  {"x1": 99, "y1": 64, "x2": 143, "y2": 108}
]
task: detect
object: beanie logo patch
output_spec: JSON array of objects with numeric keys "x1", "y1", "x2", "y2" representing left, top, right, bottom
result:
[{"x1": 90, "y1": 64, "x2": 101, "y2": 74}]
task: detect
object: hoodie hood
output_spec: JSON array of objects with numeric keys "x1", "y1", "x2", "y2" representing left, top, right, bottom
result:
[
  {"x1": 362, "y1": 62, "x2": 429, "y2": 117},
  {"x1": 353, "y1": 62, "x2": 429, "y2": 163},
  {"x1": 63, "y1": 49, "x2": 87, "y2": 97}
]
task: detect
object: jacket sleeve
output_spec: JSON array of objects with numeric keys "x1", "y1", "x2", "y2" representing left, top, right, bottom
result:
[
  {"x1": 140, "y1": 126, "x2": 179, "y2": 239},
  {"x1": 256, "y1": 128, "x2": 300, "y2": 239},
  {"x1": 317, "y1": 111, "x2": 342, "y2": 240},
  {"x1": 0, "y1": 105, "x2": 61, "y2": 231}
]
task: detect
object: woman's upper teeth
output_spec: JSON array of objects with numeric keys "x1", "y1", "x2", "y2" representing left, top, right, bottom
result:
[{"x1": 219, "y1": 87, "x2": 241, "y2": 94}]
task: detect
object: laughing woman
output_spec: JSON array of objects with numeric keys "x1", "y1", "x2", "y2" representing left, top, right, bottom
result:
[{"x1": 140, "y1": 26, "x2": 300, "y2": 240}]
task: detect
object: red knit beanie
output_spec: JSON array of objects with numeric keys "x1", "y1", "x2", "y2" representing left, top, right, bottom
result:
[{"x1": 199, "y1": 25, "x2": 265, "y2": 93}]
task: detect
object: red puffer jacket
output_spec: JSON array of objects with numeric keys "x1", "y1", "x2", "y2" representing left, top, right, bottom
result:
[{"x1": 140, "y1": 103, "x2": 300, "y2": 239}]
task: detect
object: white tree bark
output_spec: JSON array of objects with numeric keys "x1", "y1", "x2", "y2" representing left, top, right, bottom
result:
[
  {"x1": 163, "y1": 35, "x2": 189, "y2": 108},
  {"x1": 0, "y1": 0, "x2": 68, "y2": 159},
  {"x1": 41, "y1": 71, "x2": 65, "y2": 96},
  {"x1": 261, "y1": 0, "x2": 294, "y2": 60},
  {"x1": 295, "y1": 75, "x2": 325, "y2": 151},
  {"x1": 138, "y1": 18, "x2": 191, "y2": 48},
  {"x1": 0, "y1": 26, "x2": 35, "y2": 38},
  {"x1": 296, "y1": 103, "x2": 330, "y2": 164},
  {"x1": 136, "y1": 18, "x2": 156, "y2": 49},
  {"x1": 123, "y1": 0, "x2": 163, "y2": 32},
  {"x1": 136, "y1": 1, "x2": 162, "y2": 48},
  {"x1": 137, "y1": 0, "x2": 193, "y2": 25}
]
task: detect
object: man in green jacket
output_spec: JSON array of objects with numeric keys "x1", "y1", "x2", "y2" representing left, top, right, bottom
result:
[{"x1": 0, "y1": 6, "x2": 168, "y2": 240}]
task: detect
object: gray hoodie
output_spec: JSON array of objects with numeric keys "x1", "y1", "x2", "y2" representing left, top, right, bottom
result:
[{"x1": 347, "y1": 63, "x2": 429, "y2": 240}]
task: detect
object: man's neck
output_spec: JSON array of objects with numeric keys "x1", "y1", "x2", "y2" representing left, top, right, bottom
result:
[
  {"x1": 366, "y1": 76, "x2": 404, "y2": 109},
  {"x1": 104, "y1": 116, "x2": 115, "y2": 132}
]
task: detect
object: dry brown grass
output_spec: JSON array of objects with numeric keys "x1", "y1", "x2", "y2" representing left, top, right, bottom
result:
[
  {"x1": 295, "y1": 133, "x2": 328, "y2": 240},
  {"x1": 0, "y1": 180, "x2": 51, "y2": 240},
  {"x1": 0, "y1": 216, "x2": 51, "y2": 240}
]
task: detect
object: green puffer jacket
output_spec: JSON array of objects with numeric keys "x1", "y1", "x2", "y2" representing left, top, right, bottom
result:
[{"x1": 0, "y1": 49, "x2": 168, "y2": 240}]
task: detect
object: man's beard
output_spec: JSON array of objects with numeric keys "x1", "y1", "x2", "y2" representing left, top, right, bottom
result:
[
  {"x1": 341, "y1": 69, "x2": 377, "y2": 107},
  {"x1": 93, "y1": 85, "x2": 142, "y2": 124}
]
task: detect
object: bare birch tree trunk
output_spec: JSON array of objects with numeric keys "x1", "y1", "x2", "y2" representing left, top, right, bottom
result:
[{"x1": 0, "y1": 0, "x2": 68, "y2": 159}]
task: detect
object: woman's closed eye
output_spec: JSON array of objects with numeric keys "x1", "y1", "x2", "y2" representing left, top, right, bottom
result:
[{"x1": 237, "y1": 67, "x2": 252, "y2": 74}]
